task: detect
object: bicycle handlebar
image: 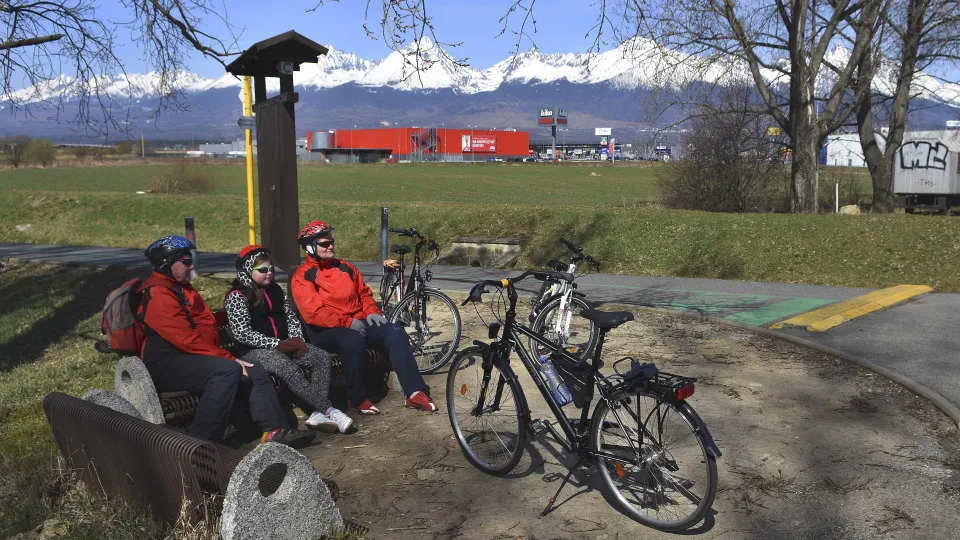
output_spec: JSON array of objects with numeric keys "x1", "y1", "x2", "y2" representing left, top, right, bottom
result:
[
  {"x1": 585, "y1": 255, "x2": 601, "y2": 270},
  {"x1": 461, "y1": 271, "x2": 574, "y2": 305},
  {"x1": 389, "y1": 227, "x2": 421, "y2": 238},
  {"x1": 558, "y1": 239, "x2": 600, "y2": 271},
  {"x1": 560, "y1": 238, "x2": 582, "y2": 255}
]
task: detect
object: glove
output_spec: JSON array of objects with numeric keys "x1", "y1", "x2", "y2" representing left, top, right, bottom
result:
[
  {"x1": 277, "y1": 340, "x2": 298, "y2": 355},
  {"x1": 289, "y1": 337, "x2": 308, "y2": 358},
  {"x1": 349, "y1": 318, "x2": 368, "y2": 337},
  {"x1": 366, "y1": 313, "x2": 387, "y2": 326}
]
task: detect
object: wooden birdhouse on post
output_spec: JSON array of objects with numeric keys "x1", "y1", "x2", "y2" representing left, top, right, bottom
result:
[{"x1": 226, "y1": 31, "x2": 328, "y2": 271}]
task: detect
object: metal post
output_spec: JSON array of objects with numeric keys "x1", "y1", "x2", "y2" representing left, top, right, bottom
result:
[
  {"x1": 243, "y1": 76, "x2": 256, "y2": 245},
  {"x1": 380, "y1": 207, "x2": 389, "y2": 262},
  {"x1": 184, "y1": 217, "x2": 197, "y2": 267},
  {"x1": 836, "y1": 181, "x2": 840, "y2": 213},
  {"x1": 551, "y1": 125, "x2": 557, "y2": 160}
]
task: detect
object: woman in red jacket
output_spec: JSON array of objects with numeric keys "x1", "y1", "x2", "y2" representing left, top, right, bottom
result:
[
  {"x1": 292, "y1": 221, "x2": 437, "y2": 415},
  {"x1": 138, "y1": 235, "x2": 315, "y2": 447}
]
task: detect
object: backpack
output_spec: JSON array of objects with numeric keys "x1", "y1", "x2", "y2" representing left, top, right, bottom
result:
[{"x1": 101, "y1": 278, "x2": 194, "y2": 354}]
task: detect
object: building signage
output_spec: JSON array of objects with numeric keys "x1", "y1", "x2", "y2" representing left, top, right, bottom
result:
[
  {"x1": 461, "y1": 134, "x2": 497, "y2": 152},
  {"x1": 538, "y1": 105, "x2": 568, "y2": 125},
  {"x1": 595, "y1": 127, "x2": 612, "y2": 136}
]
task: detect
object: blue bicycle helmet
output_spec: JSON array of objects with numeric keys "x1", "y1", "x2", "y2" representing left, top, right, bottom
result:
[{"x1": 145, "y1": 235, "x2": 196, "y2": 270}]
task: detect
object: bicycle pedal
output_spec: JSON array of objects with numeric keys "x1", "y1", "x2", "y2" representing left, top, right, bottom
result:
[{"x1": 530, "y1": 419, "x2": 550, "y2": 435}]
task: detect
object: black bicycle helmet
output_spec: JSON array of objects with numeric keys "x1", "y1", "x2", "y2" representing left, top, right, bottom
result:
[{"x1": 145, "y1": 235, "x2": 196, "y2": 270}]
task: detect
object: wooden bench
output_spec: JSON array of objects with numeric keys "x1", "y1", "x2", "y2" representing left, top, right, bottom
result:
[{"x1": 95, "y1": 310, "x2": 392, "y2": 429}]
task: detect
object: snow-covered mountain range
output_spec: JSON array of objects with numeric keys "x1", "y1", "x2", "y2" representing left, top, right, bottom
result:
[
  {"x1": 4, "y1": 37, "x2": 958, "y2": 142},
  {"x1": 13, "y1": 37, "x2": 960, "y2": 107}
]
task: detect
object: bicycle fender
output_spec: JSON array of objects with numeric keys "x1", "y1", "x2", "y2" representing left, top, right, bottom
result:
[
  {"x1": 573, "y1": 290, "x2": 587, "y2": 299},
  {"x1": 679, "y1": 402, "x2": 722, "y2": 459}
]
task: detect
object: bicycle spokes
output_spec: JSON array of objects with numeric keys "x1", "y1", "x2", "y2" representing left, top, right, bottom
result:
[{"x1": 595, "y1": 395, "x2": 714, "y2": 528}]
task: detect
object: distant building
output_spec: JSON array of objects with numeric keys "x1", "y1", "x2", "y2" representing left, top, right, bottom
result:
[
  {"x1": 825, "y1": 133, "x2": 874, "y2": 167},
  {"x1": 305, "y1": 127, "x2": 530, "y2": 163},
  {"x1": 825, "y1": 129, "x2": 960, "y2": 168}
]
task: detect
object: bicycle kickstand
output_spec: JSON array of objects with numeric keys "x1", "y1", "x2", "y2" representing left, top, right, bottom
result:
[{"x1": 540, "y1": 463, "x2": 579, "y2": 517}]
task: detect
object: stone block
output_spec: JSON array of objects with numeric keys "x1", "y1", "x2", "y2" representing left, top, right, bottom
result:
[
  {"x1": 81, "y1": 389, "x2": 142, "y2": 420},
  {"x1": 114, "y1": 356, "x2": 165, "y2": 424},
  {"x1": 221, "y1": 442, "x2": 343, "y2": 540}
]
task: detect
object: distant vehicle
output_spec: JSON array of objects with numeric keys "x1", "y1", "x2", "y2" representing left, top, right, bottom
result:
[
  {"x1": 185, "y1": 151, "x2": 205, "y2": 158},
  {"x1": 894, "y1": 137, "x2": 960, "y2": 215}
]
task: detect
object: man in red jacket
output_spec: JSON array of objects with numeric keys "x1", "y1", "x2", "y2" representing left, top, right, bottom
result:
[
  {"x1": 138, "y1": 235, "x2": 315, "y2": 447},
  {"x1": 292, "y1": 221, "x2": 437, "y2": 414}
]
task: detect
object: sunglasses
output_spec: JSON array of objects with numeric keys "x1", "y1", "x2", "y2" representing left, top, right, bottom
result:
[
  {"x1": 315, "y1": 239, "x2": 334, "y2": 248},
  {"x1": 177, "y1": 258, "x2": 194, "y2": 267},
  {"x1": 253, "y1": 265, "x2": 275, "y2": 274}
]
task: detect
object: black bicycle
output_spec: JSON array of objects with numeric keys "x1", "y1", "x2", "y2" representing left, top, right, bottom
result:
[
  {"x1": 446, "y1": 271, "x2": 721, "y2": 531},
  {"x1": 379, "y1": 226, "x2": 462, "y2": 373}
]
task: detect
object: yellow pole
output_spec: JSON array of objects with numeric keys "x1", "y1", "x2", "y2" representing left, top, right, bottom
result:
[{"x1": 243, "y1": 76, "x2": 256, "y2": 245}]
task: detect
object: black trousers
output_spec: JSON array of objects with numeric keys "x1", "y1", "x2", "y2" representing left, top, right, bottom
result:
[{"x1": 143, "y1": 336, "x2": 289, "y2": 442}]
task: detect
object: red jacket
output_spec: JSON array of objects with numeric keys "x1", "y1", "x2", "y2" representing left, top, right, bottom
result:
[
  {"x1": 292, "y1": 258, "x2": 381, "y2": 329},
  {"x1": 136, "y1": 272, "x2": 233, "y2": 360}
]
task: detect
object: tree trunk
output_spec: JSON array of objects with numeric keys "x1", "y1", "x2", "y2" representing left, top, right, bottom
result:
[
  {"x1": 855, "y1": 60, "x2": 896, "y2": 213},
  {"x1": 791, "y1": 133, "x2": 821, "y2": 213}
]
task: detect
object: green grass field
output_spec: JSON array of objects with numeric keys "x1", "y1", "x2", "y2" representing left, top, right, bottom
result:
[
  {"x1": 0, "y1": 161, "x2": 664, "y2": 206},
  {"x1": 2, "y1": 162, "x2": 957, "y2": 291}
]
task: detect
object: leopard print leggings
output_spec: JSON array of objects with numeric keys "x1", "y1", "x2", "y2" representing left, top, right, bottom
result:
[{"x1": 241, "y1": 344, "x2": 333, "y2": 413}]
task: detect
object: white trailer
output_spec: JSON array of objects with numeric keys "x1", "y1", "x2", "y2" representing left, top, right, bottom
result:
[{"x1": 894, "y1": 137, "x2": 960, "y2": 215}]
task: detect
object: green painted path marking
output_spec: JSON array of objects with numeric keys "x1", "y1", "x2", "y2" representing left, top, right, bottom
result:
[{"x1": 724, "y1": 298, "x2": 836, "y2": 327}]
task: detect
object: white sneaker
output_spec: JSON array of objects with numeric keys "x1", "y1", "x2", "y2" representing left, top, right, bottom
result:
[
  {"x1": 326, "y1": 408, "x2": 354, "y2": 433},
  {"x1": 305, "y1": 411, "x2": 339, "y2": 433}
]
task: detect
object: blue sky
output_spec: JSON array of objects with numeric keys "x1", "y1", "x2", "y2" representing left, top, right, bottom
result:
[{"x1": 103, "y1": 0, "x2": 618, "y2": 78}]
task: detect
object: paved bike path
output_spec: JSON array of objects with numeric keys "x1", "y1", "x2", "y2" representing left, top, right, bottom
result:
[
  {"x1": 3, "y1": 241, "x2": 957, "y2": 418},
  {"x1": 0, "y1": 241, "x2": 863, "y2": 325}
]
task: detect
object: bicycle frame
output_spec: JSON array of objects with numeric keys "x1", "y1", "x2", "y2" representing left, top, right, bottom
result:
[
  {"x1": 383, "y1": 232, "x2": 438, "y2": 306},
  {"x1": 476, "y1": 276, "x2": 652, "y2": 467},
  {"x1": 540, "y1": 260, "x2": 579, "y2": 339}
]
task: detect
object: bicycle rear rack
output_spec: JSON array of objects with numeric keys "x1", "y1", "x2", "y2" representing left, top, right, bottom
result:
[{"x1": 609, "y1": 357, "x2": 696, "y2": 400}]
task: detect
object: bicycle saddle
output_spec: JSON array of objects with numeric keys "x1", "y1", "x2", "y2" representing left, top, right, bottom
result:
[
  {"x1": 580, "y1": 308, "x2": 634, "y2": 329},
  {"x1": 390, "y1": 244, "x2": 411, "y2": 255}
]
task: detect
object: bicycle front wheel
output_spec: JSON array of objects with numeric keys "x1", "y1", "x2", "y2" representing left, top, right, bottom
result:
[
  {"x1": 590, "y1": 394, "x2": 718, "y2": 531},
  {"x1": 529, "y1": 295, "x2": 598, "y2": 360},
  {"x1": 389, "y1": 288, "x2": 462, "y2": 373},
  {"x1": 446, "y1": 347, "x2": 528, "y2": 475}
]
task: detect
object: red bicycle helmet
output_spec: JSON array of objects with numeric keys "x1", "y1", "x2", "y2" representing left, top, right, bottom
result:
[{"x1": 297, "y1": 220, "x2": 334, "y2": 247}]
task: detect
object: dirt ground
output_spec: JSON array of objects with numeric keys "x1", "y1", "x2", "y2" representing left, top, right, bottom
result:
[{"x1": 297, "y1": 304, "x2": 960, "y2": 540}]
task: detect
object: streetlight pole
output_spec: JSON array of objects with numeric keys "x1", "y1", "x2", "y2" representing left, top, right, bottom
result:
[{"x1": 351, "y1": 125, "x2": 355, "y2": 163}]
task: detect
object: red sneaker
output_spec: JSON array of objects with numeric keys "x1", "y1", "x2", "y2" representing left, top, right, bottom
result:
[
  {"x1": 405, "y1": 391, "x2": 438, "y2": 412},
  {"x1": 348, "y1": 398, "x2": 380, "y2": 415}
]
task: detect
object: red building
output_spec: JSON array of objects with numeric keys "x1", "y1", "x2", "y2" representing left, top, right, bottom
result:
[{"x1": 305, "y1": 127, "x2": 530, "y2": 162}]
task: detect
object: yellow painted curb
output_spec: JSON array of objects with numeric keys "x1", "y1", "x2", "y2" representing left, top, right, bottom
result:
[{"x1": 769, "y1": 285, "x2": 933, "y2": 332}]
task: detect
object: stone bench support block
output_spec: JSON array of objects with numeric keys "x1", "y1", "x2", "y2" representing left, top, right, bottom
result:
[
  {"x1": 221, "y1": 442, "x2": 343, "y2": 540},
  {"x1": 81, "y1": 389, "x2": 143, "y2": 420},
  {"x1": 114, "y1": 356, "x2": 165, "y2": 424}
]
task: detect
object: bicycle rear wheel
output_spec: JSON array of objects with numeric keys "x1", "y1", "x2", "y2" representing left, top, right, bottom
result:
[
  {"x1": 378, "y1": 268, "x2": 401, "y2": 318},
  {"x1": 589, "y1": 394, "x2": 717, "y2": 531},
  {"x1": 529, "y1": 295, "x2": 598, "y2": 360},
  {"x1": 390, "y1": 288, "x2": 462, "y2": 373},
  {"x1": 446, "y1": 347, "x2": 528, "y2": 475}
]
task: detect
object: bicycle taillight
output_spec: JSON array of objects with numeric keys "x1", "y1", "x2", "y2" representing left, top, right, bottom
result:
[{"x1": 676, "y1": 384, "x2": 695, "y2": 401}]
